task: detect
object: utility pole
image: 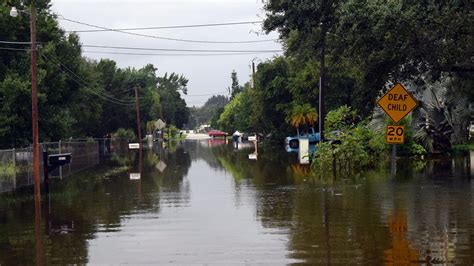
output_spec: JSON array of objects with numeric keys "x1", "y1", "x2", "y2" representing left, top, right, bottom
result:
[
  {"x1": 11, "y1": 3, "x2": 42, "y2": 264},
  {"x1": 318, "y1": 1, "x2": 327, "y2": 142},
  {"x1": 252, "y1": 59, "x2": 259, "y2": 143},
  {"x1": 252, "y1": 61, "x2": 256, "y2": 89},
  {"x1": 134, "y1": 86, "x2": 142, "y2": 149},
  {"x1": 30, "y1": 4, "x2": 43, "y2": 265},
  {"x1": 30, "y1": 3, "x2": 40, "y2": 201}
]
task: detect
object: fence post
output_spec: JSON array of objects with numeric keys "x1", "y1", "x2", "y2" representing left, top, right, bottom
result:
[
  {"x1": 28, "y1": 145, "x2": 32, "y2": 185},
  {"x1": 96, "y1": 141, "x2": 99, "y2": 165},
  {"x1": 68, "y1": 141, "x2": 72, "y2": 175},
  {"x1": 12, "y1": 148, "x2": 16, "y2": 190},
  {"x1": 59, "y1": 140, "x2": 62, "y2": 180}
]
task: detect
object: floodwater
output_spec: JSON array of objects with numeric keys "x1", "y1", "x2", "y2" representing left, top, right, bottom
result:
[{"x1": 0, "y1": 140, "x2": 472, "y2": 264}]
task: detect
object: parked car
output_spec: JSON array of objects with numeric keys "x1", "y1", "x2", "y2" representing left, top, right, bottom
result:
[
  {"x1": 208, "y1": 130, "x2": 228, "y2": 138},
  {"x1": 285, "y1": 128, "x2": 341, "y2": 152},
  {"x1": 285, "y1": 128, "x2": 320, "y2": 149}
]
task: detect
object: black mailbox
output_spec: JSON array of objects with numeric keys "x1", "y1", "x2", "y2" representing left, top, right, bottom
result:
[{"x1": 48, "y1": 153, "x2": 72, "y2": 167}]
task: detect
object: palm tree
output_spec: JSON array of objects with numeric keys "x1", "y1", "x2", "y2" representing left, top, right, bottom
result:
[
  {"x1": 413, "y1": 80, "x2": 469, "y2": 152},
  {"x1": 286, "y1": 103, "x2": 318, "y2": 134}
]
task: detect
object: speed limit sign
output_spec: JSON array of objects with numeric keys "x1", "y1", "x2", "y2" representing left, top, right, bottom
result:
[{"x1": 386, "y1": 125, "x2": 405, "y2": 144}]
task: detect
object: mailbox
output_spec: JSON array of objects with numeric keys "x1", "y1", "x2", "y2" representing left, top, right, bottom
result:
[{"x1": 48, "y1": 153, "x2": 72, "y2": 167}]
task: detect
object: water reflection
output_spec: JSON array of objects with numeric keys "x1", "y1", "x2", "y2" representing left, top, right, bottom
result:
[
  {"x1": 35, "y1": 193, "x2": 43, "y2": 266},
  {"x1": 384, "y1": 210, "x2": 420, "y2": 264},
  {"x1": 0, "y1": 141, "x2": 472, "y2": 264}
]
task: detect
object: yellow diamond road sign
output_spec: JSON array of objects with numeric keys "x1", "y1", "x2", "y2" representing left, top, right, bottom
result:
[{"x1": 377, "y1": 83, "x2": 418, "y2": 123}]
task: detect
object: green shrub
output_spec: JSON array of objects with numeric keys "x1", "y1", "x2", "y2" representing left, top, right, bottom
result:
[
  {"x1": 169, "y1": 125, "x2": 179, "y2": 137},
  {"x1": 325, "y1": 105, "x2": 360, "y2": 132},
  {"x1": 311, "y1": 106, "x2": 385, "y2": 177}
]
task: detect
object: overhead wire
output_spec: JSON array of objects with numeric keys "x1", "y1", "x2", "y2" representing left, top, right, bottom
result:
[
  {"x1": 82, "y1": 50, "x2": 276, "y2": 56},
  {"x1": 0, "y1": 40, "x2": 32, "y2": 45},
  {"x1": 40, "y1": 53, "x2": 136, "y2": 106},
  {"x1": 59, "y1": 16, "x2": 276, "y2": 44},
  {"x1": 43, "y1": 52, "x2": 145, "y2": 101},
  {"x1": 81, "y1": 44, "x2": 282, "y2": 53},
  {"x1": 0, "y1": 46, "x2": 30, "y2": 52},
  {"x1": 37, "y1": 53, "x2": 229, "y2": 102},
  {"x1": 67, "y1": 20, "x2": 264, "y2": 32}
]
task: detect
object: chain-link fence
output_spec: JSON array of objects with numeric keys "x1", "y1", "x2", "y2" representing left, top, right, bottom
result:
[{"x1": 0, "y1": 138, "x2": 128, "y2": 193}]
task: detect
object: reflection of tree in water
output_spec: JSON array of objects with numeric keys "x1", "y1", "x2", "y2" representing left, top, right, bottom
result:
[
  {"x1": 0, "y1": 173, "x2": 147, "y2": 263},
  {"x1": 211, "y1": 143, "x2": 474, "y2": 264},
  {"x1": 156, "y1": 143, "x2": 191, "y2": 196},
  {"x1": 0, "y1": 144, "x2": 192, "y2": 265},
  {"x1": 147, "y1": 142, "x2": 192, "y2": 208},
  {"x1": 375, "y1": 155, "x2": 474, "y2": 264},
  {"x1": 215, "y1": 145, "x2": 396, "y2": 264}
]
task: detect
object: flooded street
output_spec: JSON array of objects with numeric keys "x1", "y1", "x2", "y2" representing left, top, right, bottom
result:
[{"x1": 0, "y1": 140, "x2": 473, "y2": 264}]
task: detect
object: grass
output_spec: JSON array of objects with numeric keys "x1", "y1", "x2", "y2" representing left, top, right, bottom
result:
[
  {"x1": 452, "y1": 141, "x2": 474, "y2": 151},
  {"x1": 163, "y1": 133, "x2": 187, "y2": 140}
]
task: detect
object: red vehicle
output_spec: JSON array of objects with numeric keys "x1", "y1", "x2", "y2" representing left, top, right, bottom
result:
[{"x1": 208, "y1": 130, "x2": 228, "y2": 138}]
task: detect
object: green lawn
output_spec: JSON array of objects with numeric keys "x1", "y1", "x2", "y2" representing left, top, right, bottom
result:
[{"x1": 452, "y1": 142, "x2": 474, "y2": 151}]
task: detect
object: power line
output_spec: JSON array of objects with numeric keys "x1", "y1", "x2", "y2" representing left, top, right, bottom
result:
[
  {"x1": 81, "y1": 44, "x2": 282, "y2": 53},
  {"x1": 59, "y1": 16, "x2": 276, "y2": 44},
  {"x1": 40, "y1": 53, "x2": 136, "y2": 105},
  {"x1": 82, "y1": 50, "x2": 275, "y2": 56},
  {"x1": 2, "y1": 45, "x2": 134, "y2": 103},
  {"x1": 0, "y1": 40, "x2": 32, "y2": 45},
  {"x1": 67, "y1": 20, "x2": 264, "y2": 32},
  {"x1": 0, "y1": 47, "x2": 30, "y2": 52}
]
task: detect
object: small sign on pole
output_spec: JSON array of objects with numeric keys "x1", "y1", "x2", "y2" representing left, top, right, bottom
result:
[
  {"x1": 386, "y1": 125, "x2": 405, "y2": 144},
  {"x1": 128, "y1": 143, "x2": 140, "y2": 149},
  {"x1": 130, "y1": 173, "x2": 141, "y2": 180},
  {"x1": 155, "y1": 119, "x2": 166, "y2": 130}
]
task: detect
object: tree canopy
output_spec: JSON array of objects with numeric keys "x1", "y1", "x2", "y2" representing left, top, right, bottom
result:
[
  {"x1": 213, "y1": 0, "x2": 472, "y2": 146},
  {"x1": 0, "y1": 1, "x2": 190, "y2": 148}
]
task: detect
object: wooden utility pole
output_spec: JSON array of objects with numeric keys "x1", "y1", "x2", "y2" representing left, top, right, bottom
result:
[
  {"x1": 30, "y1": 2, "x2": 40, "y2": 200},
  {"x1": 134, "y1": 86, "x2": 142, "y2": 149},
  {"x1": 252, "y1": 60, "x2": 260, "y2": 149},
  {"x1": 252, "y1": 61, "x2": 256, "y2": 89},
  {"x1": 27, "y1": 4, "x2": 44, "y2": 265},
  {"x1": 318, "y1": 1, "x2": 327, "y2": 142}
]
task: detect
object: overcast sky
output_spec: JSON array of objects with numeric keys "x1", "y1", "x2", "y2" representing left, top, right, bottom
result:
[{"x1": 50, "y1": 0, "x2": 282, "y2": 107}]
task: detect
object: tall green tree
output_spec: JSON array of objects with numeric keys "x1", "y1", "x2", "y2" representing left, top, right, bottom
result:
[
  {"x1": 228, "y1": 70, "x2": 243, "y2": 99},
  {"x1": 188, "y1": 95, "x2": 228, "y2": 129},
  {"x1": 262, "y1": 0, "x2": 473, "y2": 116},
  {"x1": 158, "y1": 73, "x2": 190, "y2": 128}
]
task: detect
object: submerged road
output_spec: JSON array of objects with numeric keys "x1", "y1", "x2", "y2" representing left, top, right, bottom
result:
[
  {"x1": 0, "y1": 141, "x2": 472, "y2": 264},
  {"x1": 185, "y1": 132, "x2": 210, "y2": 140}
]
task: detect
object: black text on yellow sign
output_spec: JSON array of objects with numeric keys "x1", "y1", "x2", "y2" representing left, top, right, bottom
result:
[
  {"x1": 377, "y1": 83, "x2": 418, "y2": 123},
  {"x1": 386, "y1": 125, "x2": 405, "y2": 144}
]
